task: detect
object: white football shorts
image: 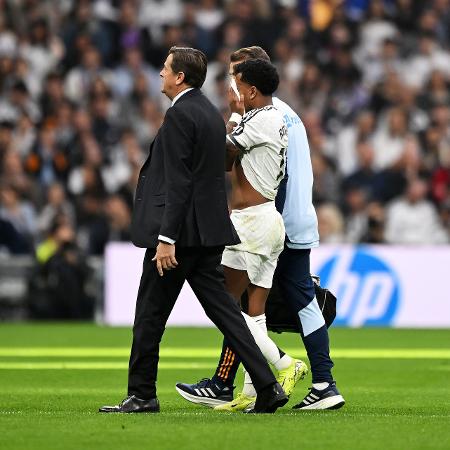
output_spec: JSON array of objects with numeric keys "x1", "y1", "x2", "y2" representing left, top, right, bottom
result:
[{"x1": 221, "y1": 201, "x2": 285, "y2": 288}]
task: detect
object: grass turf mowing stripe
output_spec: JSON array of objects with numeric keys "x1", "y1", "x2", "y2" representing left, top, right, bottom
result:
[
  {"x1": 0, "y1": 348, "x2": 449, "y2": 358},
  {"x1": 0, "y1": 362, "x2": 216, "y2": 370}
]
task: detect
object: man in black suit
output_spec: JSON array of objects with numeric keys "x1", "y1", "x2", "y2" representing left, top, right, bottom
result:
[{"x1": 99, "y1": 47, "x2": 287, "y2": 414}]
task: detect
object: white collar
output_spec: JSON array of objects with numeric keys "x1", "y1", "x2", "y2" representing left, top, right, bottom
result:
[{"x1": 171, "y1": 88, "x2": 194, "y2": 106}]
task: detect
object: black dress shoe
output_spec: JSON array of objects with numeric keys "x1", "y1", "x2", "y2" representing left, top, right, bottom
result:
[
  {"x1": 249, "y1": 382, "x2": 288, "y2": 414},
  {"x1": 99, "y1": 395, "x2": 160, "y2": 413}
]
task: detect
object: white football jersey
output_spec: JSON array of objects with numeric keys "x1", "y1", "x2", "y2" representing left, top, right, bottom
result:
[{"x1": 227, "y1": 105, "x2": 288, "y2": 200}]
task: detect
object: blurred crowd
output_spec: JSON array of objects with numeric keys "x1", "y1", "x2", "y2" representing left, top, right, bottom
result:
[{"x1": 0, "y1": 0, "x2": 449, "y2": 268}]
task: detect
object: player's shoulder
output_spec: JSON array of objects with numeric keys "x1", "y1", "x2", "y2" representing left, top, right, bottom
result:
[
  {"x1": 272, "y1": 97, "x2": 295, "y2": 114},
  {"x1": 272, "y1": 97, "x2": 304, "y2": 126},
  {"x1": 241, "y1": 105, "x2": 284, "y2": 125}
]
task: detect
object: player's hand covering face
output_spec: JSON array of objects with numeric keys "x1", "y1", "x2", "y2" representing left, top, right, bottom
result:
[
  {"x1": 228, "y1": 75, "x2": 245, "y2": 115},
  {"x1": 233, "y1": 73, "x2": 256, "y2": 112}
]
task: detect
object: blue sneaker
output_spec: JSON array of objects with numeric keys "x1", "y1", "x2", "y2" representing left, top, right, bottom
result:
[
  {"x1": 176, "y1": 378, "x2": 234, "y2": 408},
  {"x1": 292, "y1": 382, "x2": 345, "y2": 410}
]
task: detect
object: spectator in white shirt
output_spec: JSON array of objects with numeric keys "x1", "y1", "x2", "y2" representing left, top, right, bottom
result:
[
  {"x1": 64, "y1": 46, "x2": 112, "y2": 105},
  {"x1": 332, "y1": 110, "x2": 376, "y2": 176},
  {"x1": 385, "y1": 178, "x2": 449, "y2": 244},
  {"x1": 19, "y1": 18, "x2": 64, "y2": 89},
  {"x1": 373, "y1": 107, "x2": 411, "y2": 170},
  {"x1": 403, "y1": 33, "x2": 450, "y2": 89}
]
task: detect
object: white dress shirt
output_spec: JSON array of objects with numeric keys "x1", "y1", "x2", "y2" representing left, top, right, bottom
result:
[{"x1": 171, "y1": 87, "x2": 194, "y2": 106}]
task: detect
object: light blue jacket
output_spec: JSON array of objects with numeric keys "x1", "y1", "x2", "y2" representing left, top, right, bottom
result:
[{"x1": 273, "y1": 97, "x2": 319, "y2": 249}]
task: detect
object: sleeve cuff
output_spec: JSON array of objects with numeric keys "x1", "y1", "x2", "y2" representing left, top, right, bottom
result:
[
  {"x1": 229, "y1": 112, "x2": 242, "y2": 124},
  {"x1": 158, "y1": 235, "x2": 176, "y2": 245}
]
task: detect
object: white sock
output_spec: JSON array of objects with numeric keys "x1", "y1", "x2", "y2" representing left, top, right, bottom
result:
[
  {"x1": 276, "y1": 354, "x2": 293, "y2": 370},
  {"x1": 254, "y1": 313, "x2": 292, "y2": 370},
  {"x1": 241, "y1": 314, "x2": 267, "y2": 396},
  {"x1": 313, "y1": 382, "x2": 330, "y2": 391},
  {"x1": 241, "y1": 312, "x2": 292, "y2": 370},
  {"x1": 253, "y1": 313, "x2": 267, "y2": 334},
  {"x1": 253, "y1": 314, "x2": 292, "y2": 371},
  {"x1": 242, "y1": 371, "x2": 257, "y2": 397}
]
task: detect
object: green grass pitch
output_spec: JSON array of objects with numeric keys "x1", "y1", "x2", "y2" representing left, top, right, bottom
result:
[{"x1": 0, "y1": 324, "x2": 449, "y2": 450}]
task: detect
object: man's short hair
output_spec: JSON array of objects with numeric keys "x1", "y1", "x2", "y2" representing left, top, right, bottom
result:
[
  {"x1": 233, "y1": 59, "x2": 279, "y2": 96},
  {"x1": 168, "y1": 47, "x2": 207, "y2": 89},
  {"x1": 230, "y1": 46, "x2": 271, "y2": 63}
]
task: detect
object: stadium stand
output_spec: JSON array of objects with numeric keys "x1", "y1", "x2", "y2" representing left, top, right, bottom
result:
[{"x1": 0, "y1": 0, "x2": 449, "y2": 317}]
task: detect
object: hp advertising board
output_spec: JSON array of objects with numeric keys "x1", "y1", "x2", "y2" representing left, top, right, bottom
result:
[
  {"x1": 317, "y1": 248, "x2": 400, "y2": 327},
  {"x1": 104, "y1": 244, "x2": 450, "y2": 328}
]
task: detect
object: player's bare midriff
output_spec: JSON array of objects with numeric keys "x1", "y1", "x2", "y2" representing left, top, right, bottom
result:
[{"x1": 229, "y1": 159, "x2": 271, "y2": 210}]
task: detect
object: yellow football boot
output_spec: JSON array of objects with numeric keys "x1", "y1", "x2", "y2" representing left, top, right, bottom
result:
[
  {"x1": 276, "y1": 359, "x2": 308, "y2": 397},
  {"x1": 214, "y1": 392, "x2": 256, "y2": 412}
]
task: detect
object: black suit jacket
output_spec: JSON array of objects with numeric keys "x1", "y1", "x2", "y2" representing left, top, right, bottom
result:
[{"x1": 131, "y1": 89, "x2": 240, "y2": 249}]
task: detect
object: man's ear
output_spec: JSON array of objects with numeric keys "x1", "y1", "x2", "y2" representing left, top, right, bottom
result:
[
  {"x1": 250, "y1": 86, "x2": 257, "y2": 100},
  {"x1": 175, "y1": 72, "x2": 186, "y2": 86}
]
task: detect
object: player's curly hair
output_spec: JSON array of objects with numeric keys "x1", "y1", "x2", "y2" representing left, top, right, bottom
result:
[{"x1": 233, "y1": 59, "x2": 279, "y2": 96}]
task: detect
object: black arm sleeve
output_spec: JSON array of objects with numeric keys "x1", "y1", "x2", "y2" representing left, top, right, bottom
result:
[{"x1": 158, "y1": 107, "x2": 194, "y2": 241}]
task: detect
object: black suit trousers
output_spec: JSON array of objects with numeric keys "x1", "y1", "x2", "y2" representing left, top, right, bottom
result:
[{"x1": 128, "y1": 247, "x2": 276, "y2": 399}]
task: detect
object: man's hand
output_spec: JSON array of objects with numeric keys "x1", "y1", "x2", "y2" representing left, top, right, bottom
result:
[
  {"x1": 228, "y1": 86, "x2": 245, "y2": 115},
  {"x1": 152, "y1": 242, "x2": 178, "y2": 276}
]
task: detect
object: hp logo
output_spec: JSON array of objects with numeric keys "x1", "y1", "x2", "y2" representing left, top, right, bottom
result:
[{"x1": 318, "y1": 248, "x2": 400, "y2": 327}]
